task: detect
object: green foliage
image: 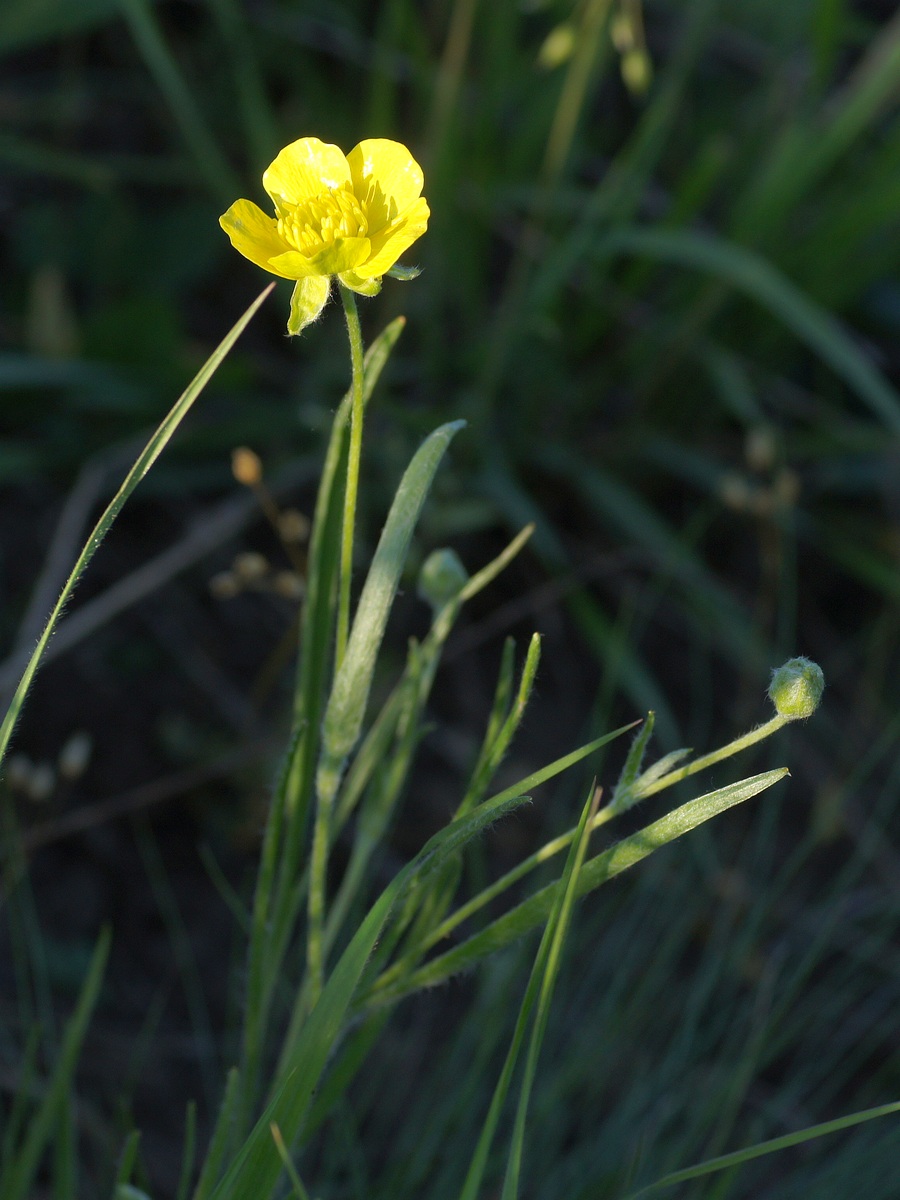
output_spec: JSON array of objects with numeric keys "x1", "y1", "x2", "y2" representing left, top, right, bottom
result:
[{"x1": 3, "y1": 2, "x2": 900, "y2": 1198}]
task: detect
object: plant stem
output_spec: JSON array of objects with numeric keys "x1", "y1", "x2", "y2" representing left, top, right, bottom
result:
[
  {"x1": 336, "y1": 282, "x2": 366, "y2": 672},
  {"x1": 306, "y1": 758, "x2": 340, "y2": 1007},
  {"x1": 631, "y1": 713, "x2": 789, "y2": 802},
  {"x1": 306, "y1": 285, "x2": 365, "y2": 1005}
]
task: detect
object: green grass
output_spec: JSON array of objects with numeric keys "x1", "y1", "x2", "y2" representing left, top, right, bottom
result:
[{"x1": 2, "y1": 0, "x2": 900, "y2": 1196}]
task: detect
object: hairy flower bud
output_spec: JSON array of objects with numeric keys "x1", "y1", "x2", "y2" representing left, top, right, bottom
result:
[
  {"x1": 417, "y1": 548, "x2": 468, "y2": 611},
  {"x1": 768, "y1": 657, "x2": 824, "y2": 720}
]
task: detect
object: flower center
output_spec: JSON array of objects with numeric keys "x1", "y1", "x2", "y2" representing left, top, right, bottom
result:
[{"x1": 279, "y1": 185, "x2": 368, "y2": 254}]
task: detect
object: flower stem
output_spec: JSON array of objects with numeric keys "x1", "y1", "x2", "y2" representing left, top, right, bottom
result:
[
  {"x1": 336, "y1": 282, "x2": 365, "y2": 672},
  {"x1": 307, "y1": 757, "x2": 340, "y2": 1008},
  {"x1": 631, "y1": 713, "x2": 789, "y2": 803},
  {"x1": 305, "y1": 283, "x2": 364, "y2": 1007}
]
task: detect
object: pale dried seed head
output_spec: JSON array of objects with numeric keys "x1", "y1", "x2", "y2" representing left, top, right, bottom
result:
[
  {"x1": 277, "y1": 509, "x2": 311, "y2": 543},
  {"x1": 232, "y1": 446, "x2": 262, "y2": 486},
  {"x1": 272, "y1": 571, "x2": 305, "y2": 600},
  {"x1": 26, "y1": 762, "x2": 56, "y2": 803},
  {"x1": 6, "y1": 753, "x2": 34, "y2": 791},
  {"x1": 58, "y1": 731, "x2": 92, "y2": 780},
  {"x1": 209, "y1": 571, "x2": 240, "y2": 599},
  {"x1": 233, "y1": 552, "x2": 269, "y2": 582}
]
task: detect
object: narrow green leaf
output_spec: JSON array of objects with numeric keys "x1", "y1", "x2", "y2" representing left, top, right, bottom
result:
[
  {"x1": 113, "y1": 1131, "x2": 141, "y2": 1189},
  {"x1": 369, "y1": 769, "x2": 789, "y2": 1005},
  {"x1": 597, "y1": 226, "x2": 900, "y2": 433},
  {"x1": 363, "y1": 723, "x2": 636, "y2": 1004},
  {"x1": 320, "y1": 419, "x2": 466, "y2": 774},
  {"x1": 211, "y1": 791, "x2": 530, "y2": 1200},
  {"x1": 1, "y1": 927, "x2": 111, "y2": 1200},
  {"x1": 193, "y1": 1068, "x2": 242, "y2": 1200},
  {"x1": 624, "y1": 1100, "x2": 900, "y2": 1198},
  {"x1": 119, "y1": 0, "x2": 239, "y2": 202},
  {"x1": 269, "y1": 1123, "x2": 312, "y2": 1200},
  {"x1": 0, "y1": 284, "x2": 273, "y2": 771},
  {"x1": 611, "y1": 711, "x2": 656, "y2": 812},
  {"x1": 237, "y1": 317, "x2": 406, "y2": 1125},
  {"x1": 500, "y1": 787, "x2": 601, "y2": 1200}
]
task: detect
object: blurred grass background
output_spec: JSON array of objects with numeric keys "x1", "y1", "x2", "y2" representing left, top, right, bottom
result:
[{"x1": 3, "y1": 0, "x2": 900, "y2": 1195}]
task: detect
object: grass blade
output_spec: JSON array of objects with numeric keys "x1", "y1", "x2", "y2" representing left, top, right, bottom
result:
[
  {"x1": 119, "y1": 0, "x2": 240, "y2": 202},
  {"x1": 211, "y1": 791, "x2": 531, "y2": 1200},
  {"x1": 0, "y1": 927, "x2": 111, "y2": 1200},
  {"x1": 624, "y1": 1100, "x2": 900, "y2": 1198},
  {"x1": 320, "y1": 418, "x2": 467, "y2": 774},
  {"x1": 597, "y1": 226, "x2": 900, "y2": 433},
  {"x1": 0, "y1": 283, "x2": 273, "y2": 770},
  {"x1": 500, "y1": 786, "x2": 601, "y2": 1199},
  {"x1": 368, "y1": 769, "x2": 789, "y2": 1006},
  {"x1": 308, "y1": 419, "x2": 465, "y2": 996}
]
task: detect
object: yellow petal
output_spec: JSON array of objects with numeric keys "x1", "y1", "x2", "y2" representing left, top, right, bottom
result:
[
  {"x1": 304, "y1": 237, "x2": 372, "y2": 276},
  {"x1": 268, "y1": 237, "x2": 370, "y2": 280},
  {"x1": 358, "y1": 197, "x2": 430, "y2": 278},
  {"x1": 219, "y1": 200, "x2": 295, "y2": 277},
  {"x1": 347, "y1": 139, "x2": 424, "y2": 216},
  {"x1": 263, "y1": 138, "x2": 351, "y2": 213},
  {"x1": 267, "y1": 250, "x2": 321, "y2": 279}
]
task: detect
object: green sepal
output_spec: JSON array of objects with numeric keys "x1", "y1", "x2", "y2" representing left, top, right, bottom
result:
[
  {"x1": 338, "y1": 272, "x2": 383, "y2": 297},
  {"x1": 288, "y1": 275, "x2": 331, "y2": 336},
  {"x1": 386, "y1": 263, "x2": 422, "y2": 281}
]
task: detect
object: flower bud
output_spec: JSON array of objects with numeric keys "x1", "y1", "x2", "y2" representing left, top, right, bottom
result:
[
  {"x1": 233, "y1": 551, "x2": 269, "y2": 582},
  {"x1": 26, "y1": 762, "x2": 56, "y2": 803},
  {"x1": 232, "y1": 446, "x2": 262, "y2": 486},
  {"x1": 417, "y1": 549, "x2": 468, "y2": 611},
  {"x1": 58, "y1": 731, "x2": 92, "y2": 781},
  {"x1": 277, "y1": 508, "x2": 310, "y2": 543},
  {"x1": 768, "y1": 657, "x2": 824, "y2": 720}
]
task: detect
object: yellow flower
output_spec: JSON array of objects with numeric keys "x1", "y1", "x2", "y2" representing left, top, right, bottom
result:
[{"x1": 220, "y1": 136, "x2": 429, "y2": 334}]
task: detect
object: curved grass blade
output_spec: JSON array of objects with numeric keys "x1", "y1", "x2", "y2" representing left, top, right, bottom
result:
[
  {"x1": 363, "y1": 722, "x2": 636, "y2": 1003},
  {"x1": 500, "y1": 786, "x2": 601, "y2": 1200},
  {"x1": 624, "y1": 1099, "x2": 900, "y2": 1198},
  {"x1": 240, "y1": 316, "x2": 407, "y2": 1126},
  {"x1": 459, "y1": 785, "x2": 600, "y2": 1200},
  {"x1": 320, "y1": 418, "x2": 467, "y2": 776},
  {"x1": 0, "y1": 927, "x2": 111, "y2": 1200},
  {"x1": 597, "y1": 226, "x2": 900, "y2": 433},
  {"x1": 119, "y1": 0, "x2": 240, "y2": 203},
  {"x1": 308, "y1": 418, "x2": 466, "y2": 998},
  {"x1": 366, "y1": 768, "x2": 789, "y2": 1007},
  {"x1": 0, "y1": 283, "x2": 273, "y2": 771},
  {"x1": 208, "y1": 791, "x2": 530, "y2": 1200},
  {"x1": 193, "y1": 1069, "x2": 242, "y2": 1200}
]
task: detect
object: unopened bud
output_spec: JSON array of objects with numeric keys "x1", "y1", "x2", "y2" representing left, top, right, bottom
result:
[
  {"x1": 209, "y1": 571, "x2": 240, "y2": 599},
  {"x1": 745, "y1": 426, "x2": 777, "y2": 473},
  {"x1": 417, "y1": 549, "x2": 468, "y2": 611},
  {"x1": 537, "y1": 23, "x2": 576, "y2": 70},
  {"x1": 6, "y1": 754, "x2": 33, "y2": 791},
  {"x1": 621, "y1": 49, "x2": 652, "y2": 95},
  {"x1": 768, "y1": 657, "x2": 824, "y2": 720},
  {"x1": 58, "y1": 731, "x2": 92, "y2": 780},
  {"x1": 233, "y1": 551, "x2": 268, "y2": 583},
  {"x1": 26, "y1": 762, "x2": 56, "y2": 803},
  {"x1": 277, "y1": 509, "x2": 310, "y2": 543},
  {"x1": 272, "y1": 571, "x2": 305, "y2": 600},
  {"x1": 232, "y1": 447, "x2": 262, "y2": 486}
]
